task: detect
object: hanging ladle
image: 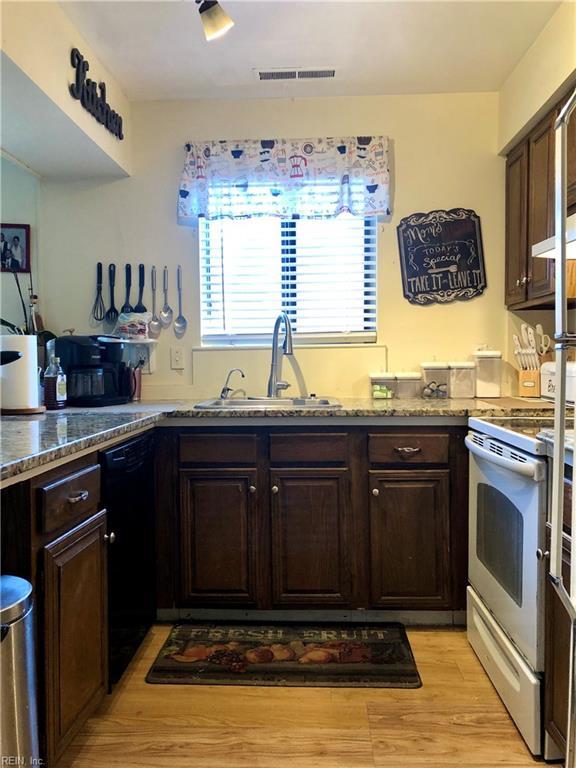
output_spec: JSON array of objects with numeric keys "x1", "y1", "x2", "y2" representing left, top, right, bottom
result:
[
  {"x1": 174, "y1": 265, "x2": 187, "y2": 338},
  {"x1": 149, "y1": 266, "x2": 162, "y2": 338}
]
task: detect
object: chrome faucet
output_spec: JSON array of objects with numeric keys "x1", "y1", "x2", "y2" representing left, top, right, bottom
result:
[
  {"x1": 267, "y1": 312, "x2": 294, "y2": 398},
  {"x1": 220, "y1": 368, "x2": 245, "y2": 399}
]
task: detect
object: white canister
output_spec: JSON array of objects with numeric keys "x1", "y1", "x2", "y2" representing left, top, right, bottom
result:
[
  {"x1": 449, "y1": 362, "x2": 476, "y2": 399},
  {"x1": 0, "y1": 335, "x2": 40, "y2": 411},
  {"x1": 474, "y1": 349, "x2": 502, "y2": 398}
]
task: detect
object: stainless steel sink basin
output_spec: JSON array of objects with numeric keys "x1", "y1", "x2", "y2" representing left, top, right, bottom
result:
[{"x1": 194, "y1": 396, "x2": 342, "y2": 410}]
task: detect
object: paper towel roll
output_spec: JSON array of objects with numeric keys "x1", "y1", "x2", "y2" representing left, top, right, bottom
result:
[{"x1": 0, "y1": 335, "x2": 40, "y2": 410}]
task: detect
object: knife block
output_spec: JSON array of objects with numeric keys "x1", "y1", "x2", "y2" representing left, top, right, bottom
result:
[{"x1": 518, "y1": 369, "x2": 541, "y2": 398}]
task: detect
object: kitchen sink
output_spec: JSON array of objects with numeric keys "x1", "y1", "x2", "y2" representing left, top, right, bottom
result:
[{"x1": 194, "y1": 396, "x2": 342, "y2": 410}]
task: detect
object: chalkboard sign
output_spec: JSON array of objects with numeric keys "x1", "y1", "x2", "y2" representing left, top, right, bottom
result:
[{"x1": 397, "y1": 208, "x2": 486, "y2": 305}]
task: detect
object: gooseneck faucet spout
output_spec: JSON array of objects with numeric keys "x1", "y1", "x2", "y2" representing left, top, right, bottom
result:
[
  {"x1": 220, "y1": 368, "x2": 245, "y2": 399},
  {"x1": 267, "y1": 312, "x2": 293, "y2": 398}
]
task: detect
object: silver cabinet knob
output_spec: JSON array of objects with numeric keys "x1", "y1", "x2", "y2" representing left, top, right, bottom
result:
[
  {"x1": 104, "y1": 532, "x2": 116, "y2": 544},
  {"x1": 271, "y1": 485, "x2": 279, "y2": 495},
  {"x1": 521, "y1": 276, "x2": 528, "y2": 286},
  {"x1": 516, "y1": 279, "x2": 521, "y2": 287},
  {"x1": 372, "y1": 488, "x2": 379, "y2": 497},
  {"x1": 249, "y1": 485, "x2": 256, "y2": 494},
  {"x1": 536, "y1": 548, "x2": 549, "y2": 561}
]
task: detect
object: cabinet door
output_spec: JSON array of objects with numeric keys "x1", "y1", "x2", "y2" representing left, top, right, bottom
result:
[
  {"x1": 368, "y1": 470, "x2": 450, "y2": 608},
  {"x1": 270, "y1": 469, "x2": 351, "y2": 607},
  {"x1": 43, "y1": 510, "x2": 108, "y2": 764},
  {"x1": 180, "y1": 469, "x2": 259, "y2": 605},
  {"x1": 528, "y1": 112, "x2": 556, "y2": 299},
  {"x1": 505, "y1": 141, "x2": 529, "y2": 306},
  {"x1": 545, "y1": 531, "x2": 571, "y2": 756}
]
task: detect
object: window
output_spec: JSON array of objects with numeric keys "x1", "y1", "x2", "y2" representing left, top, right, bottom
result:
[{"x1": 199, "y1": 215, "x2": 377, "y2": 345}]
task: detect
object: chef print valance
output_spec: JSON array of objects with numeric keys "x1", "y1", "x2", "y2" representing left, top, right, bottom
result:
[{"x1": 177, "y1": 136, "x2": 390, "y2": 223}]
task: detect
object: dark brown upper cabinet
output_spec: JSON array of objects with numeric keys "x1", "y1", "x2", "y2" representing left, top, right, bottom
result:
[{"x1": 505, "y1": 95, "x2": 576, "y2": 309}]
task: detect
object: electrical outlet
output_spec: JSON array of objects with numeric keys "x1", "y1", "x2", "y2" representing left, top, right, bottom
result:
[{"x1": 170, "y1": 346, "x2": 184, "y2": 370}]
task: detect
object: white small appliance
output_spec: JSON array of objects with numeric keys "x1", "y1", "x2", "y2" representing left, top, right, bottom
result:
[
  {"x1": 0, "y1": 335, "x2": 40, "y2": 413},
  {"x1": 541, "y1": 361, "x2": 576, "y2": 404}
]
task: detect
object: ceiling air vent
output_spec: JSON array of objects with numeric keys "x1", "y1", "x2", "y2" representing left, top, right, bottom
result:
[
  {"x1": 254, "y1": 68, "x2": 336, "y2": 82},
  {"x1": 298, "y1": 69, "x2": 336, "y2": 79}
]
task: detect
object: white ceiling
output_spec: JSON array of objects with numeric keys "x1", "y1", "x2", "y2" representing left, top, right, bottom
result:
[{"x1": 60, "y1": 1, "x2": 560, "y2": 101}]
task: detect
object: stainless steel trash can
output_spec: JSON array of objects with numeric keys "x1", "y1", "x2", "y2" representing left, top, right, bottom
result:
[{"x1": 0, "y1": 575, "x2": 40, "y2": 765}]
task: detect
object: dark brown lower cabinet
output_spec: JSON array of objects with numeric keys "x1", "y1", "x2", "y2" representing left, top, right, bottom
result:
[
  {"x1": 269, "y1": 469, "x2": 351, "y2": 607},
  {"x1": 43, "y1": 510, "x2": 108, "y2": 764},
  {"x1": 368, "y1": 470, "x2": 451, "y2": 608},
  {"x1": 180, "y1": 469, "x2": 259, "y2": 605},
  {"x1": 174, "y1": 427, "x2": 466, "y2": 613}
]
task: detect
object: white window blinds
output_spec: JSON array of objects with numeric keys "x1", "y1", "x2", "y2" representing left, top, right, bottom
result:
[{"x1": 199, "y1": 215, "x2": 377, "y2": 345}]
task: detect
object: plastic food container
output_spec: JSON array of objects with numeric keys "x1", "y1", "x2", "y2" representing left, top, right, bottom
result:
[
  {"x1": 421, "y1": 362, "x2": 450, "y2": 393},
  {"x1": 395, "y1": 372, "x2": 423, "y2": 399},
  {"x1": 449, "y1": 362, "x2": 476, "y2": 398},
  {"x1": 474, "y1": 349, "x2": 502, "y2": 398},
  {"x1": 370, "y1": 373, "x2": 396, "y2": 399}
]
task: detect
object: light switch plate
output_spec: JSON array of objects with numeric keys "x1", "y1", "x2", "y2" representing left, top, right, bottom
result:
[{"x1": 170, "y1": 346, "x2": 185, "y2": 370}]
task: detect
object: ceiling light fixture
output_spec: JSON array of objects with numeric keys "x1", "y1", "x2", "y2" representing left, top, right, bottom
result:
[{"x1": 195, "y1": 0, "x2": 234, "y2": 41}]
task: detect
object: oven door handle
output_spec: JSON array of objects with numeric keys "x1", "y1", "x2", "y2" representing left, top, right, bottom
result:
[{"x1": 465, "y1": 436, "x2": 545, "y2": 481}]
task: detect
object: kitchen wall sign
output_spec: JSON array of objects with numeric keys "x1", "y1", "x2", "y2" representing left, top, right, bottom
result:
[
  {"x1": 397, "y1": 208, "x2": 486, "y2": 305},
  {"x1": 69, "y1": 48, "x2": 124, "y2": 140}
]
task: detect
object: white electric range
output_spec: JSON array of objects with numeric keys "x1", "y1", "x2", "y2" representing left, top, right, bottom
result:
[{"x1": 465, "y1": 415, "x2": 560, "y2": 758}]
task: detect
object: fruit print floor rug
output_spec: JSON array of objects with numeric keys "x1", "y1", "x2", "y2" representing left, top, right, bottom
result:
[{"x1": 146, "y1": 622, "x2": 421, "y2": 687}]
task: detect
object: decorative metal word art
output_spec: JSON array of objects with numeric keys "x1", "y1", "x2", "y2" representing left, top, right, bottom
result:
[
  {"x1": 397, "y1": 209, "x2": 486, "y2": 305},
  {"x1": 69, "y1": 48, "x2": 124, "y2": 140}
]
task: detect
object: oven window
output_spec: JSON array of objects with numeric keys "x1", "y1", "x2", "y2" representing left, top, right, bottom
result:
[{"x1": 477, "y1": 483, "x2": 523, "y2": 606}]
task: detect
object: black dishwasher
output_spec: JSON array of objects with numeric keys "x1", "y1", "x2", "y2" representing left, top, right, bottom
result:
[{"x1": 100, "y1": 433, "x2": 155, "y2": 684}]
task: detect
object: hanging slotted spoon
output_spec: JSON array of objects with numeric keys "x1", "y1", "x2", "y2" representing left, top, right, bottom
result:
[
  {"x1": 159, "y1": 266, "x2": 173, "y2": 328},
  {"x1": 104, "y1": 264, "x2": 119, "y2": 325}
]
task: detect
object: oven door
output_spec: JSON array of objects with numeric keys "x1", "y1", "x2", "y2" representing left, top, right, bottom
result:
[{"x1": 466, "y1": 432, "x2": 547, "y2": 671}]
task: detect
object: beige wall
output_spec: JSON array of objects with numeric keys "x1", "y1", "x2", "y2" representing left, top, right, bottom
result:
[
  {"x1": 0, "y1": 156, "x2": 40, "y2": 331},
  {"x1": 498, "y1": 1, "x2": 576, "y2": 153},
  {"x1": 39, "y1": 92, "x2": 509, "y2": 399},
  {"x1": 0, "y1": 1, "x2": 132, "y2": 174}
]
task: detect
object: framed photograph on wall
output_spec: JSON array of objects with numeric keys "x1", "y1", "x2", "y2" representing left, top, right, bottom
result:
[{"x1": 1, "y1": 223, "x2": 31, "y2": 273}]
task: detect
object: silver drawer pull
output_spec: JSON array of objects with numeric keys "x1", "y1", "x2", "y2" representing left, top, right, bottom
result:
[
  {"x1": 67, "y1": 490, "x2": 89, "y2": 504},
  {"x1": 104, "y1": 532, "x2": 116, "y2": 544},
  {"x1": 271, "y1": 485, "x2": 279, "y2": 495},
  {"x1": 249, "y1": 485, "x2": 256, "y2": 494},
  {"x1": 394, "y1": 446, "x2": 421, "y2": 456},
  {"x1": 372, "y1": 488, "x2": 380, "y2": 497}
]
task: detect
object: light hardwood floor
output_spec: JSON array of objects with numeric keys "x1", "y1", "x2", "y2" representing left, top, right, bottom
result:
[{"x1": 60, "y1": 625, "x2": 540, "y2": 768}]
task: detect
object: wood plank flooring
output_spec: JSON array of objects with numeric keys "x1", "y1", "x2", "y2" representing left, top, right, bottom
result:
[{"x1": 59, "y1": 625, "x2": 540, "y2": 768}]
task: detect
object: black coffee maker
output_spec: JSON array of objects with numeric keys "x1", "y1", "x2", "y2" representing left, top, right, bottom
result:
[{"x1": 47, "y1": 335, "x2": 135, "y2": 406}]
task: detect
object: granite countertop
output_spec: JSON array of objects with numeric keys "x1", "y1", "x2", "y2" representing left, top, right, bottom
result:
[
  {"x1": 0, "y1": 410, "x2": 164, "y2": 483},
  {"x1": 0, "y1": 397, "x2": 555, "y2": 484},
  {"x1": 170, "y1": 396, "x2": 556, "y2": 418}
]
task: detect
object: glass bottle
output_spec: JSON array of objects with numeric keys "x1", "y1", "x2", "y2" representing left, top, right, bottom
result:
[{"x1": 44, "y1": 356, "x2": 67, "y2": 410}]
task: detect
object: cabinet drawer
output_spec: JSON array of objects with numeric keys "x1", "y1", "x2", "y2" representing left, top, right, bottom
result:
[
  {"x1": 37, "y1": 464, "x2": 100, "y2": 535},
  {"x1": 270, "y1": 433, "x2": 348, "y2": 464},
  {"x1": 369, "y1": 433, "x2": 449, "y2": 464},
  {"x1": 179, "y1": 434, "x2": 258, "y2": 464}
]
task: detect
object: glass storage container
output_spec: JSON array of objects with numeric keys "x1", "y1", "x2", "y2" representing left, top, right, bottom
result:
[
  {"x1": 421, "y1": 362, "x2": 450, "y2": 395},
  {"x1": 449, "y1": 362, "x2": 476, "y2": 398},
  {"x1": 473, "y1": 350, "x2": 502, "y2": 398},
  {"x1": 395, "y1": 372, "x2": 423, "y2": 399}
]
